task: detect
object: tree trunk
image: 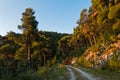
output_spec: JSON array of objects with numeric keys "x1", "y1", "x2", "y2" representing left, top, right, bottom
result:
[
  {"x1": 88, "y1": 35, "x2": 93, "y2": 46},
  {"x1": 27, "y1": 35, "x2": 32, "y2": 72},
  {"x1": 92, "y1": 34, "x2": 97, "y2": 45},
  {"x1": 43, "y1": 55, "x2": 46, "y2": 66}
]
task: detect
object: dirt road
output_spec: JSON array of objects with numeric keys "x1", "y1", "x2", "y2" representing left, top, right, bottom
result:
[{"x1": 65, "y1": 65, "x2": 96, "y2": 80}]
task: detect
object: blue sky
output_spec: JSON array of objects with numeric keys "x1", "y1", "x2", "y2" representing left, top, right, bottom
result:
[{"x1": 0, "y1": 0, "x2": 91, "y2": 36}]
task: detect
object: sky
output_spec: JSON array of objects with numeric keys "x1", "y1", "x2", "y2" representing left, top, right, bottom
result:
[{"x1": 0, "y1": 0, "x2": 91, "y2": 36}]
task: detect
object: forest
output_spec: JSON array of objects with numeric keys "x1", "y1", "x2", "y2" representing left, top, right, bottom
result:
[{"x1": 0, "y1": 0, "x2": 120, "y2": 80}]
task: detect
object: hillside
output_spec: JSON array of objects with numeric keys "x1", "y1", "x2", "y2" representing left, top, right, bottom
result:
[
  {"x1": 78, "y1": 34, "x2": 120, "y2": 71},
  {"x1": 58, "y1": 0, "x2": 120, "y2": 71}
]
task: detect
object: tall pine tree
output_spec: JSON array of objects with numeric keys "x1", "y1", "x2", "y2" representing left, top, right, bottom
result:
[{"x1": 18, "y1": 8, "x2": 39, "y2": 71}]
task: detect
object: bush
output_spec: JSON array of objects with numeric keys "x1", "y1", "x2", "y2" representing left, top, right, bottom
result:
[
  {"x1": 77, "y1": 56, "x2": 93, "y2": 68},
  {"x1": 107, "y1": 51, "x2": 120, "y2": 71}
]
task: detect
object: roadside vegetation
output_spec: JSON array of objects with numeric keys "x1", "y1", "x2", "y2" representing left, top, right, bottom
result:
[
  {"x1": 81, "y1": 67, "x2": 120, "y2": 80},
  {"x1": 1, "y1": 64, "x2": 69, "y2": 80},
  {"x1": 37, "y1": 64, "x2": 69, "y2": 80}
]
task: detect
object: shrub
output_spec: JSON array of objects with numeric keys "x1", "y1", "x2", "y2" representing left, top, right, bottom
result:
[
  {"x1": 107, "y1": 52, "x2": 120, "y2": 71},
  {"x1": 77, "y1": 56, "x2": 93, "y2": 68}
]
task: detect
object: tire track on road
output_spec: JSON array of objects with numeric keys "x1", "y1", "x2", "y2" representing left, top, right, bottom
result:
[
  {"x1": 65, "y1": 65, "x2": 76, "y2": 80},
  {"x1": 68, "y1": 65, "x2": 96, "y2": 80}
]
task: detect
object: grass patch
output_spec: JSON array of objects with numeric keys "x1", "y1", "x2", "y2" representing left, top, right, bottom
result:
[
  {"x1": 76, "y1": 66, "x2": 120, "y2": 80},
  {"x1": 0, "y1": 64, "x2": 70, "y2": 80},
  {"x1": 37, "y1": 64, "x2": 70, "y2": 80}
]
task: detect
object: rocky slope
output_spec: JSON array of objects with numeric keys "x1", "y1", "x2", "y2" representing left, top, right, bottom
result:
[{"x1": 78, "y1": 34, "x2": 120, "y2": 70}]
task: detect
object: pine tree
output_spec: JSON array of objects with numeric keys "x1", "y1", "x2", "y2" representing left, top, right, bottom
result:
[{"x1": 18, "y1": 8, "x2": 39, "y2": 71}]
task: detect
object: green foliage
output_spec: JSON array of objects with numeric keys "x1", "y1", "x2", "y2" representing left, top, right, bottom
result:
[
  {"x1": 97, "y1": 9, "x2": 108, "y2": 25},
  {"x1": 37, "y1": 64, "x2": 68, "y2": 80},
  {"x1": 114, "y1": 0, "x2": 119, "y2": 4},
  {"x1": 77, "y1": 56, "x2": 93, "y2": 68},
  {"x1": 80, "y1": 67, "x2": 120, "y2": 80},
  {"x1": 58, "y1": 35, "x2": 71, "y2": 58},
  {"x1": 80, "y1": 9, "x2": 87, "y2": 22},
  {"x1": 112, "y1": 19, "x2": 120, "y2": 34},
  {"x1": 107, "y1": 51, "x2": 120, "y2": 71},
  {"x1": 108, "y1": 4, "x2": 120, "y2": 19}
]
